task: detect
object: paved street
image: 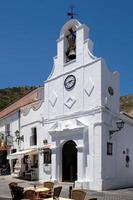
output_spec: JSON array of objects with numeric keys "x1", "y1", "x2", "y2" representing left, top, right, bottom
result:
[{"x1": 1, "y1": 176, "x2": 133, "y2": 200}]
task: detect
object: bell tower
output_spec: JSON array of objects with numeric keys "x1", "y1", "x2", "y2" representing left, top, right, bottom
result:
[
  {"x1": 44, "y1": 18, "x2": 119, "y2": 119},
  {"x1": 47, "y1": 19, "x2": 95, "y2": 80}
]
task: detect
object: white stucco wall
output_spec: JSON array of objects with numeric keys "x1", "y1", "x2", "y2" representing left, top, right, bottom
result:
[
  {"x1": 102, "y1": 110, "x2": 133, "y2": 190},
  {"x1": 101, "y1": 59, "x2": 120, "y2": 113},
  {"x1": 20, "y1": 101, "x2": 44, "y2": 148},
  {"x1": 116, "y1": 121, "x2": 133, "y2": 186}
]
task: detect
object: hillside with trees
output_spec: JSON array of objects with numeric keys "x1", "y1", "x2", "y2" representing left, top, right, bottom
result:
[
  {"x1": 0, "y1": 86, "x2": 36, "y2": 111},
  {"x1": 120, "y1": 95, "x2": 133, "y2": 118}
]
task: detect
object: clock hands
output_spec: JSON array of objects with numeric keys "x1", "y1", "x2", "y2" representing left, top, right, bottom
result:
[
  {"x1": 67, "y1": 79, "x2": 74, "y2": 85},
  {"x1": 64, "y1": 75, "x2": 76, "y2": 90}
]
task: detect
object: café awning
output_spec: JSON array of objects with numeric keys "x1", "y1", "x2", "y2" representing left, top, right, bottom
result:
[{"x1": 7, "y1": 148, "x2": 38, "y2": 159}]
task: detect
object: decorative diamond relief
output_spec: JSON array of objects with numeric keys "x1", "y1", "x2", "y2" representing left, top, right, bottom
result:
[
  {"x1": 84, "y1": 78, "x2": 94, "y2": 97},
  {"x1": 64, "y1": 96, "x2": 76, "y2": 109},
  {"x1": 49, "y1": 91, "x2": 57, "y2": 107}
]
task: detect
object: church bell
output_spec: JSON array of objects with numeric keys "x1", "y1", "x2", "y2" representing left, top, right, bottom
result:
[{"x1": 68, "y1": 49, "x2": 76, "y2": 60}]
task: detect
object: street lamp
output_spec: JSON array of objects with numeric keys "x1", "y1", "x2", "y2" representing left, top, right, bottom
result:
[
  {"x1": 109, "y1": 119, "x2": 124, "y2": 138},
  {"x1": 15, "y1": 130, "x2": 24, "y2": 142}
]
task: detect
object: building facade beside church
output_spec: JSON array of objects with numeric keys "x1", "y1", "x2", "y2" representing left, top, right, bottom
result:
[{"x1": 0, "y1": 19, "x2": 133, "y2": 191}]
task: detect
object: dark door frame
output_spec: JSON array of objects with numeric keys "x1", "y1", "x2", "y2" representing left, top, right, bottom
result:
[{"x1": 62, "y1": 140, "x2": 77, "y2": 182}]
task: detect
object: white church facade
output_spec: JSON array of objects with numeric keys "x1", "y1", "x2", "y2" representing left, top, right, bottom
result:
[{"x1": 0, "y1": 19, "x2": 133, "y2": 191}]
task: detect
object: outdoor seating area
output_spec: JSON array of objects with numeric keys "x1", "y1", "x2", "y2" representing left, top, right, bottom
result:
[{"x1": 8, "y1": 180, "x2": 97, "y2": 200}]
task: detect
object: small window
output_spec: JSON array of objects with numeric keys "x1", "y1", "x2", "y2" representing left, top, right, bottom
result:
[
  {"x1": 107, "y1": 142, "x2": 113, "y2": 155},
  {"x1": 5, "y1": 124, "x2": 10, "y2": 136},
  {"x1": 32, "y1": 155, "x2": 38, "y2": 168},
  {"x1": 108, "y1": 87, "x2": 114, "y2": 96},
  {"x1": 30, "y1": 127, "x2": 37, "y2": 146},
  {"x1": 43, "y1": 149, "x2": 51, "y2": 164},
  {"x1": 6, "y1": 135, "x2": 13, "y2": 146}
]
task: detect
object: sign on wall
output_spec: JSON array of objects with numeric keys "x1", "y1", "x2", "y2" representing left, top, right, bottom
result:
[{"x1": 6, "y1": 136, "x2": 13, "y2": 146}]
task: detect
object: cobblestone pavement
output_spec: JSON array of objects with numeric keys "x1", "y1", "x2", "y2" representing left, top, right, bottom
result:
[{"x1": 0, "y1": 176, "x2": 133, "y2": 200}]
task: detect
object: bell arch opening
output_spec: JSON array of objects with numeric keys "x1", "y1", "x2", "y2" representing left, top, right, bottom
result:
[
  {"x1": 62, "y1": 140, "x2": 77, "y2": 182},
  {"x1": 64, "y1": 27, "x2": 76, "y2": 63}
]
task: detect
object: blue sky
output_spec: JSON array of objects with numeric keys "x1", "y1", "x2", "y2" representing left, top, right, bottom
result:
[{"x1": 0, "y1": 0, "x2": 132, "y2": 96}]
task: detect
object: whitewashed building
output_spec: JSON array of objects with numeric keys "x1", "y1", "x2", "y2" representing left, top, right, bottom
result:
[
  {"x1": 38, "y1": 19, "x2": 133, "y2": 190},
  {"x1": 0, "y1": 87, "x2": 44, "y2": 178},
  {"x1": 0, "y1": 18, "x2": 133, "y2": 191}
]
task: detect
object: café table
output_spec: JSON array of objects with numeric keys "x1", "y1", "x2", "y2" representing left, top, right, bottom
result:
[
  {"x1": 44, "y1": 197, "x2": 74, "y2": 200},
  {"x1": 24, "y1": 185, "x2": 50, "y2": 199}
]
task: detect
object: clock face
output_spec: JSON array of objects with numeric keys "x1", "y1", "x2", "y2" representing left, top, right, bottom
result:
[{"x1": 64, "y1": 75, "x2": 76, "y2": 90}]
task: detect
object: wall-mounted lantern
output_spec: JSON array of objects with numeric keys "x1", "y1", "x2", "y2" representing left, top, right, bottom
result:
[
  {"x1": 43, "y1": 139, "x2": 48, "y2": 145},
  {"x1": 15, "y1": 130, "x2": 24, "y2": 142},
  {"x1": 109, "y1": 119, "x2": 124, "y2": 138}
]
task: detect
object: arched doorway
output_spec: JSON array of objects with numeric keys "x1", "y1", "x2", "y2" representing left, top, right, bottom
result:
[{"x1": 62, "y1": 140, "x2": 77, "y2": 182}]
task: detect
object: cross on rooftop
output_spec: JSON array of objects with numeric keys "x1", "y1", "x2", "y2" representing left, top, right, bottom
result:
[{"x1": 67, "y1": 5, "x2": 77, "y2": 19}]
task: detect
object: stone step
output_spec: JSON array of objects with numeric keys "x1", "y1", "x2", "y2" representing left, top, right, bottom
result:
[
  {"x1": 56, "y1": 182, "x2": 74, "y2": 186},
  {"x1": 56, "y1": 182, "x2": 74, "y2": 190}
]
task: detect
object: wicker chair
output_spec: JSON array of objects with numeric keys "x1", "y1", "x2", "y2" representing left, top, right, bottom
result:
[
  {"x1": 40, "y1": 186, "x2": 62, "y2": 199},
  {"x1": 22, "y1": 189, "x2": 36, "y2": 200},
  {"x1": 88, "y1": 198, "x2": 97, "y2": 200},
  {"x1": 11, "y1": 185, "x2": 24, "y2": 200},
  {"x1": 43, "y1": 181, "x2": 54, "y2": 189},
  {"x1": 71, "y1": 189, "x2": 86, "y2": 200},
  {"x1": 53, "y1": 186, "x2": 62, "y2": 198},
  {"x1": 9, "y1": 182, "x2": 18, "y2": 199},
  {"x1": 39, "y1": 181, "x2": 54, "y2": 198}
]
